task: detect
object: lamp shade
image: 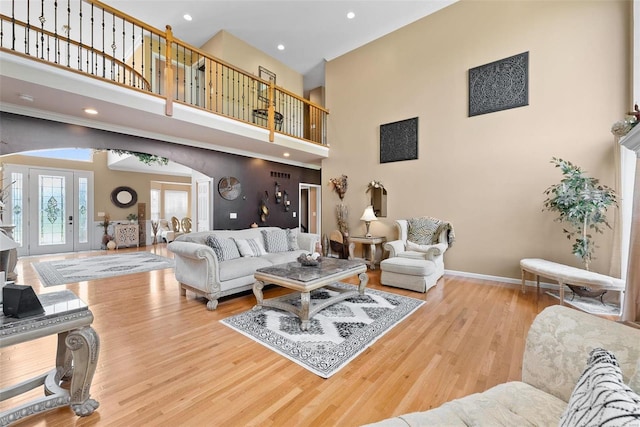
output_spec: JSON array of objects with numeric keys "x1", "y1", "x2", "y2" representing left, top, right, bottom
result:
[
  {"x1": 0, "y1": 230, "x2": 19, "y2": 251},
  {"x1": 360, "y1": 206, "x2": 378, "y2": 222}
]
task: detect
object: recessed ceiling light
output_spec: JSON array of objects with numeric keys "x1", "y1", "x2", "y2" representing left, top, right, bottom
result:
[
  {"x1": 183, "y1": 14, "x2": 192, "y2": 21},
  {"x1": 277, "y1": 44, "x2": 285, "y2": 51},
  {"x1": 19, "y1": 94, "x2": 34, "y2": 102},
  {"x1": 84, "y1": 108, "x2": 98, "y2": 115},
  {"x1": 347, "y1": 11, "x2": 355, "y2": 19},
  {"x1": 283, "y1": 152, "x2": 290, "y2": 157}
]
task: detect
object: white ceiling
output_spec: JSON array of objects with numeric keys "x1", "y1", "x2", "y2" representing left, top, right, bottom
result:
[{"x1": 103, "y1": 0, "x2": 457, "y2": 90}]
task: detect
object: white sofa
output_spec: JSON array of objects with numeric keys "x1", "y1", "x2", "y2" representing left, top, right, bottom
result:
[
  {"x1": 364, "y1": 305, "x2": 640, "y2": 426},
  {"x1": 168, "y1": 227, "x2": 319, "y2": 310}
]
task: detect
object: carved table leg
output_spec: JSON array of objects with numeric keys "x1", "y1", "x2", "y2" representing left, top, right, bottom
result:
[
  {"x1": 65, "y1": 326, "x2": 100, "y2": 416},
  {"x1": 299, "y1": 292, "x2": 311, "y2": 331},
  {"x1": 55, "y1": 331, "x2": 74, "y2": 382},
  {"x1": 253, "y1": 280, "x2": 265, "y2": 309},
  {"x1": 358, "y1": 272, "x2": 369, "y2": 294}
]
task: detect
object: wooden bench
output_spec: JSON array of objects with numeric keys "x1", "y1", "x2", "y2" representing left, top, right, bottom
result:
[{"x1": 520, "y1": 258, "x2": 625, "y2": 305}]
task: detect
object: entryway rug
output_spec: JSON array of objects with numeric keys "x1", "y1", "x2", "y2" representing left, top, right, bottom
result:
[
  {"x1": 33, "y1": 252, "x2": 175, "y2": 287},
  {"x1": 545, "y1": 290, "x2": 621, "y2": 316},
  {"x1": 221, "y1": 283, "x2": 424, "y2": 378}
]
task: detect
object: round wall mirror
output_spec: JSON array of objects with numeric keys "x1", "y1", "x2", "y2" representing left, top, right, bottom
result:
[{"x1": 111, "y1": 186, "x2": 138, "y2": 208}]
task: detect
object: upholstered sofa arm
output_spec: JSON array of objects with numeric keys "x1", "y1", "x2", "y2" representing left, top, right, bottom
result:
[
  {"x1": 418, "y1": 243, "x2": 448, "y2": 260},
  {"x1": 297, "y1": 232, "x2": 320, "y2": 253},
  {"x1": 383, "y1": 240, "x2": 405, "y2": 257},
  {"x1": 167, "y1": 241, "x2": 221, "y2": 294},
  {"x1": 522, "y1": 305, "x2": 640, "y2": 402}
]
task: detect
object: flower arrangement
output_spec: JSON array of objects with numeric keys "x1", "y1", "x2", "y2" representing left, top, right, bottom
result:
[
  {"x1": 97, "y1": 213, "x2": 114, "y2": 245},
  {"x1": 366, "y1": 180, "x2": 384, "y2": 193},
  {"x1": 611, "y1": 104, "x2": 639, "y2": 137},
  {"x1": 329, "y1": 174, "x2": 348, "y2": 200}
]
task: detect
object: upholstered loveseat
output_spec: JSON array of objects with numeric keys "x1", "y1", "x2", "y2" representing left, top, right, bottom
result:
[
  {"x1": 365, "y1": 305, "x2": 640, "y2": 426},
  {"x1": 168, "y1": 227, "x2": 319, "y2": 310}
]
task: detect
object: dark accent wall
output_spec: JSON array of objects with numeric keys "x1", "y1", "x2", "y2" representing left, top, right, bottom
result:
[{"x1": 0, "y1": 112, "x2": 321, "y2": 230}]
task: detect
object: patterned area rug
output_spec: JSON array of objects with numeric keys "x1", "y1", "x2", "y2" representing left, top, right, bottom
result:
[
  {"x1": 33, "y1": 252, "x2": 175, "y2": 287},
  {"x1": 221, "y1": 283, "x2": 424, "y2": 378},
  {"x1": 545, "y1": 290, "x2": 621, "y2": 316}
]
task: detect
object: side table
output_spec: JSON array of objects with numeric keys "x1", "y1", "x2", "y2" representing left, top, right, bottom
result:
[
  {"x1": 348, "y1": 236, "x2": 387, "y2": 270},
  {"x1": 0, "y1": 290, "x2": 100, "y2": 424},
  {"x1": 114, "y1": 223, "x2": 139, "y2": 248}
]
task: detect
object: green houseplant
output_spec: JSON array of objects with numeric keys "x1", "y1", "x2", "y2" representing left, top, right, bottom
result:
[{"x1": 542, "y1": 157, "x2": 617, "y2": 271}]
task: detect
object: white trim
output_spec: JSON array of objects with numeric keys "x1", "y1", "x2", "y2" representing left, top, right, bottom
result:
[{"x1": 444, "y1": 269, "x2": 560, "y2": 290}]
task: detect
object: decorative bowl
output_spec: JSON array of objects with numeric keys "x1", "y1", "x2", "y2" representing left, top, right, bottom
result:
[{"x1": 297, "y1": 253, "x2": 322, "y2": 266}]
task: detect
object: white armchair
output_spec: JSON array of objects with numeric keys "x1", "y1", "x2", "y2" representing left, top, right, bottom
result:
[{"x1": 381, "y1": 218, "x2": 453, "y2": 292}]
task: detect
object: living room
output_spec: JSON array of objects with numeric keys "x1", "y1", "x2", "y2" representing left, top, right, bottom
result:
[{"x1": 1, "y1": 0, "x2": 639, "y2": 425}]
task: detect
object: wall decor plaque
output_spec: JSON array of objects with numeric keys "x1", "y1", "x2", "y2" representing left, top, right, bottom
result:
[
  {"x1": 380, "y1": 117, "x2": 418, "y2": 163},
  {"x1": 469, "y1": 52, "x2": 529, "y2": 117}
]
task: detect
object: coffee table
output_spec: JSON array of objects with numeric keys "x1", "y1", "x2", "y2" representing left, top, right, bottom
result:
[{"x1": 253, "y1": 258, "x2": 368, "y2": 330}]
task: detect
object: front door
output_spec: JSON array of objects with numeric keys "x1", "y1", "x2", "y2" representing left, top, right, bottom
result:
[{"x1": 5, "y1": 165, "x2": 93, "y2": 256}]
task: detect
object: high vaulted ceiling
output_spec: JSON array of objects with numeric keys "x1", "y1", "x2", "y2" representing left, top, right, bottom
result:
[{"x1": 103, "y1": 0, "x2": 457, "y2": 90}]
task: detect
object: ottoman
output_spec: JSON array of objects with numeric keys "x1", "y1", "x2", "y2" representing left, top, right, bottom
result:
[{"x1": 380, "y1": 257, "x2": 439, "y2": 293}]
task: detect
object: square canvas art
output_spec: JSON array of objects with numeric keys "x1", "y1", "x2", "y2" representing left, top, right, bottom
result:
[
  {"x1": 468, "y1": 52, "x2": 529, "y2": 117},
  {"x1": 380, "y1": 117, "x2": 418, "y2": 163}
]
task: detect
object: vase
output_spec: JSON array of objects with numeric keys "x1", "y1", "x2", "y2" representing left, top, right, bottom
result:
[
  {"x1": 106, "y1": 240, "x2": 116, "y2": 250},
  {"x1": 321, "y1": 234, "x2": 329, "y2": 257}
]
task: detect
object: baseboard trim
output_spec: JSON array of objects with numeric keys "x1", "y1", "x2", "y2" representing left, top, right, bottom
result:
[{"x1": 444, "y1": 269, "x2": 560, "y2": 290}]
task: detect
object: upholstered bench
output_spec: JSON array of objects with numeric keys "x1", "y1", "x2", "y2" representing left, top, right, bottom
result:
[
  {"x1": 520, "y1": 258, "x2": 625, "y2": 305},
  {"x1": 380, "y1": 257, "x2": 438, "y2": 293}
]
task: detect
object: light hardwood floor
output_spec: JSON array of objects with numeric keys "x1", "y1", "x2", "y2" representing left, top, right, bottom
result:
[{"x1": 2, "y1": 245, "x2": 559, "y2": 426}]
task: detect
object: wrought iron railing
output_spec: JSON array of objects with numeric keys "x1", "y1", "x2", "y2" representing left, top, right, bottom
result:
[{"x1": 0, "y1": 0, "x2": 328, "y2": 145}]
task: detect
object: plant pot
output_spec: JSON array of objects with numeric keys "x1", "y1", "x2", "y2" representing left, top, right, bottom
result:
[{"x1": 106, "y1": 240, "x2": 116, "y2": 250}]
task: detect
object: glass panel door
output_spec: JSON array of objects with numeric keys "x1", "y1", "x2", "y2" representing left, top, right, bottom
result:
[{"x1": 29, "y1": 170, "x2": 74, "y2": 254}]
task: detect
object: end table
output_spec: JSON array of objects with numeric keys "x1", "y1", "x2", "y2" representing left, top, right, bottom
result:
[
  {"x1": 0, "y1": 290, "x2": 100, "y2": 424},
  {"x1": 348, "y1": 236, "x2": 387, "y2": 270}
]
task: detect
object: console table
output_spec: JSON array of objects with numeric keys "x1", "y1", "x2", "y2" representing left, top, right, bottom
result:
[
  {"x1": 114, "y1": 223, "x2": 139, "y2": 248},
  {"x1": 0, "y1": 290, "x2": 100, "y2": 424},
  {"x1": 348, "y1": 236, "x2": 387, "y2": 270}
]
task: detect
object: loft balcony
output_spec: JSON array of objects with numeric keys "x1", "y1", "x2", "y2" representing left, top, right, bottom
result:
[{"x1": 0, "y1": 0, "x2": 329, "y2": 168}]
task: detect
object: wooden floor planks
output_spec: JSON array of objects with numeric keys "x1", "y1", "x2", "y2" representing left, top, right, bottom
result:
[{"x1": 0, "y1": 245, "x2": 567, "y2": 426}]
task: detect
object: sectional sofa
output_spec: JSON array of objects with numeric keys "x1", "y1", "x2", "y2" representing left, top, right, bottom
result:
[
  {"x1": 168, "y1": 227, "x2": 319, "y2": 310},
  {"x1": 364, "y1": 305, "x2": 640, "y2": 426}
]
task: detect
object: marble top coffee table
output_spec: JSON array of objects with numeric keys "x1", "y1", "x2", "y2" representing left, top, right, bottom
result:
[{"x1": 253, "y1": 258, "x2": 368, "y2": 331}]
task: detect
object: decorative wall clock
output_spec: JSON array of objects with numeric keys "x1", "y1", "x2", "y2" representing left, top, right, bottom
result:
[{"x1": 218, "y1": 177, "x2": 241, "y2": 200}]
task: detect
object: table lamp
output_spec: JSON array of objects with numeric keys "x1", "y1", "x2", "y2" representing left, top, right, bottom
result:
[{"x1": 360, "y1": 206, "x2": 378, "y2": 238}]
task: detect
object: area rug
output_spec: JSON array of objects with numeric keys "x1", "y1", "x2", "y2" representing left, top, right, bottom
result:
[
  {"x1": 33, "y1": 252, "x2": 175, "y2": 287},
  {"x1": 545, "y1": 290, "x2": 620, "y2": 316},
  {"x1": 221, "y1": 283, "x2": 424, "y2": 378}
]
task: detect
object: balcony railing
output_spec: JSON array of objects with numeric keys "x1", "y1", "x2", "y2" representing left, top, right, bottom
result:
[{"x1": 0, "y1": 0, "x2": 328, "y2": 145}]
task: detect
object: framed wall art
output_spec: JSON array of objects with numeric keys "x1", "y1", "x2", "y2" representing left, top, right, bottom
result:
[
  {"x1": 468, "y1": 51, "x2": 529, "y2": 117},
  {"x1": 380, "y1": 117, "x2": 418, "y2": 163}
]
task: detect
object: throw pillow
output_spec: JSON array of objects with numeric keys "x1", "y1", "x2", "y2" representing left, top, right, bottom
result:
[
  {"x1": 261, "y1": 229, "x2": 289, "y2": 253},
  {"x1": 407, "y1": 217, "x2": 442, "y2": 245},
  {"x1": 286, "y1": 228, "x2": 300, "y2": 251},
  {"x1": 559, "y1": 348, "x2": 640, "y2": 427},
  {"x1": 233, "y1": 238, "x2": 266, "y2": 257},
  {"x1": 205, "y1": 235, "x2": 240, "y2": 261}
]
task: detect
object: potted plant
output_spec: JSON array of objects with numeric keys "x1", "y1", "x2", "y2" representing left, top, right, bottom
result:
[
  {"x1": 126, "y1": 213, "x2": 138, "y2": 223},
  {"x1": 542, "y1": 157, "x2": 617, "y2": 271}
]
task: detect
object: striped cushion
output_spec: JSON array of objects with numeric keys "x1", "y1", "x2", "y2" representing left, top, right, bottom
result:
[
  {"x1": 407, "y1": 217, "x2": 442, "y2": 245},
  {"x1": 560, "y1": 348, "x2": 640, "y2": 426},
  {"x1": 261, "y1": 229, "x2": 289, "y2": 253},
  {"x1": 205, "y1": 235, "x2": 240, "y2": 261},
  {"x1": 233, "y1": 238, "x2": 266, "y2": 257}
]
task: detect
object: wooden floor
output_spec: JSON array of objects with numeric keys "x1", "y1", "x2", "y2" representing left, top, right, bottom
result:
[{"x1": 1, "y1": 245, "x2": 561, "y2": 426}]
